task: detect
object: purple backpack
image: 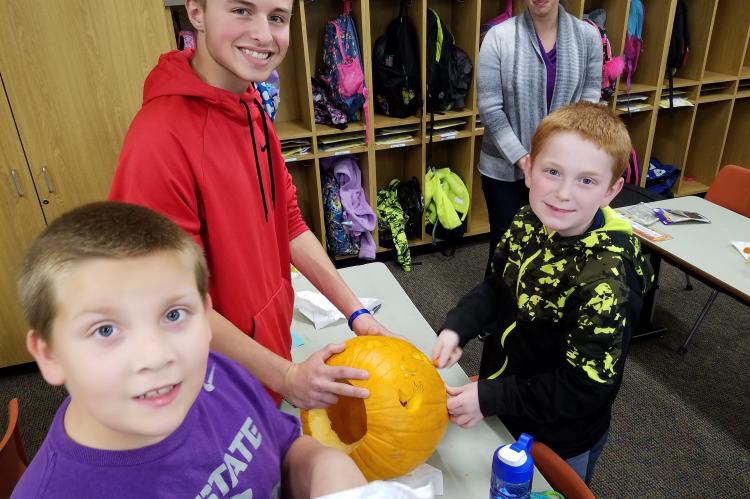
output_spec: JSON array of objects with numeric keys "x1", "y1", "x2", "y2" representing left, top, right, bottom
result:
[
  {"x1": 623, "y1": 0, "x2": 644, "y2": 92},
  {"x1": 479, "y1": 0, "x2": 513, "y2": 45},
  {"x1": 319, "y1": 1, "x2": 369, "y2": 135}
]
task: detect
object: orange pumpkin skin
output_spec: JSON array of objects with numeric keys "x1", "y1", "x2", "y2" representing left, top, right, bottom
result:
[{"x1": 300, "y1": 336, "x2": 448, "y2": 481}]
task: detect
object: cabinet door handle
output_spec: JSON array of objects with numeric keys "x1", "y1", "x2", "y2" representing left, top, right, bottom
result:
[
  {"x1": 10, "y1": 169, "x2": 24, "y2": 197},
  {"x1": 41, "y1": 166, "x2": 55, "y2": 193}
]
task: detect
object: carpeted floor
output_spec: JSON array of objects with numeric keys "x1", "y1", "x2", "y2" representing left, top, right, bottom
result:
[{"x1": 2, "y1": 240, "x2": 748, "y2": 497}]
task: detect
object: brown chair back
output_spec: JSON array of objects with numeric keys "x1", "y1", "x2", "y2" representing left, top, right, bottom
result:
[
  {"x1": 705, "y1": 164, "x2": 750, "y2": 218},
  {"x1": 0, "y1": 398, "x2": 28, "y2": 498},
  {"x1": 530, "y1": 441, "x2": 595, "y2": 499}
]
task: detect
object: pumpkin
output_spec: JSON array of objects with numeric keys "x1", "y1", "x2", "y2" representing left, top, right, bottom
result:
[{"x1": 300, "y1": 336, "x2": 448, "y2": 481}]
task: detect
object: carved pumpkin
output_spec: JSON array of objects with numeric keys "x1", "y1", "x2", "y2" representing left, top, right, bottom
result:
[{"x1": 300, "y1": 336, "x2": 448, "y2": 481}]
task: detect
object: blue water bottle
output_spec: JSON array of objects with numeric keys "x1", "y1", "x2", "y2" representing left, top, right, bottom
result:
[{"x1": 490, "y1": 433, "x2": 534, "y2": 499}]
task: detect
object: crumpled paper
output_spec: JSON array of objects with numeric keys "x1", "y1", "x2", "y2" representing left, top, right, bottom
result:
[
  {"x1": 296, "y1": 291, "x2": 382, "y2": 329},
  {"x1": 730, "y1": 241, "x2": 750, "y2": 262}
]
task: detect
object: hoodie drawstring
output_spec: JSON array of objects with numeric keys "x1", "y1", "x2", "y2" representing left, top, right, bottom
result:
[
  {"x1": 240, "y1": 99, "x2": 270, "y2": 222},
  {"x1": 253, "y1": 99, "x2": 276, "y2": 208}
]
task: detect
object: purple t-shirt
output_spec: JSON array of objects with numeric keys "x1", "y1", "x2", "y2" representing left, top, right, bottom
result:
[
  {"x1": 536, "y1": 32, "x2": 557, "y2": 112},
  {"x1": 12, "y1": 352, "x2": 301, "y2": 499}
]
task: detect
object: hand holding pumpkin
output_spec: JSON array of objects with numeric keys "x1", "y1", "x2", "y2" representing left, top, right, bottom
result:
[
  {"x1": 446, "y1": 382, "x2": 483, "y2": 429},
  {"x1": 431, "y1": 329, "x2": 463, "y2": 368},
  {"x1": 283, "y1": 343, "x2": 370, "y2": 409}
]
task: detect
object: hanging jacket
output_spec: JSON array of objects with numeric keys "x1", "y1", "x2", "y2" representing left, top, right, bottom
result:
[
  {"x1": 110, "y1": 50, "x2": 308, "y2": 382},
  {"x1": 442, "y1": 206, "x2": 653, "y2": 458},
  {"x1": 377, "y1": 179, "x2": 411, "y2": 271},
  {"x1": 326, "y1": 156, "x2": 377, "y2": 259}
]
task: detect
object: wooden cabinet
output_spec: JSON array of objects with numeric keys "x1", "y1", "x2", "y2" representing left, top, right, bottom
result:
[
  {"x1": 0, "y1": 86, "x2": 47, "y2": 368},
  {"x1": 0, "y1": 0, "x2": 174, "y2": 222},
  {"x1": 0, "y1": 1, "x2": 174, "y2": 367}
]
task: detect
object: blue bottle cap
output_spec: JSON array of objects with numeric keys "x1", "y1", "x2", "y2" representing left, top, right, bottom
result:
[{"x1": 492, "y1": 433, "x2": 534, "y2": 484}]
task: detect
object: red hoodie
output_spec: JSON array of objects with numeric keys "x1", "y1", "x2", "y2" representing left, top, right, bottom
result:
[{"x1": 110, "y1": 50, "x2": 308, "y2": 374}]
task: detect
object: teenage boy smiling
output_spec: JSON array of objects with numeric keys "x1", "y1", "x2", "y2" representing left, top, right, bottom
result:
[{"x1": 110, "y1": 0, "x2": 389, "y2": 409}]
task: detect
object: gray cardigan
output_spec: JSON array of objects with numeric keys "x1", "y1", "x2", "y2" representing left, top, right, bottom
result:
[{"x1": 477, "y1": 5, "x2": 602, "y2": 181}]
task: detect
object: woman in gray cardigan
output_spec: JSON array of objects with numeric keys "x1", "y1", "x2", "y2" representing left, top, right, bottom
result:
[{"x1": 478, "y1": 0, "x2": 602, "y2": 274}]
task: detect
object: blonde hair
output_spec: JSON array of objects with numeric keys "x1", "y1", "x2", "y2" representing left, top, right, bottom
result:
[
  {"x1": 530, "y1": 102, "x2": 632, "y2": 185},
  {"x1": 17, "y1": 201, "x2": 209, "y2": 342}
]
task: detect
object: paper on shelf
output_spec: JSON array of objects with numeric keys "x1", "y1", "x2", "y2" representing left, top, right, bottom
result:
[{"x1": 296, "y1": 291, "x2": 381, "y2": 329}]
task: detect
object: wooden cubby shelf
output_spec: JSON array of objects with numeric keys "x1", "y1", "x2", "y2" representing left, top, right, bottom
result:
[{"x1": 167, "y1": 0, "x2": 750, "y2": 257}]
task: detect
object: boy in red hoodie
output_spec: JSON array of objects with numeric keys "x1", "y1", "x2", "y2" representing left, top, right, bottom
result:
[{"x1": 110, "y1": 0, "x2": 387, "y2": 408}]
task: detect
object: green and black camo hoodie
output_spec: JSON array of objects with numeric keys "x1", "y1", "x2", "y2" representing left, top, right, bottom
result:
[{"x1": 443, "y1": 205, "x2": 654, "y2": 458}]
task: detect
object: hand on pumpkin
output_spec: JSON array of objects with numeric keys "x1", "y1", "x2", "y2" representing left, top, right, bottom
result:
[
  {"x1": 351, "y1": 312, "x2": 395, "y2": 337},
  {"x1": 446, "y1": 383, "x2": 483, "y2": 428},
  {"x1": 284, "y1": 343, "x2": 370, "y2": 409},
  {"x1": 431, "y1": 329, "x2": 463, "y2": 368}
]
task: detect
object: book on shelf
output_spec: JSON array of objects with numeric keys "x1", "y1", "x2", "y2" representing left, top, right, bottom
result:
[{"x1": 375, "y1": 133, "x2": 415, "y2": 146}]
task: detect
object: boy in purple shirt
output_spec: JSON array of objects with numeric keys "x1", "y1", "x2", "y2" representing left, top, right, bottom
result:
[{"x1": 12, "y1": 201, "x2": 366, "y2": 498}]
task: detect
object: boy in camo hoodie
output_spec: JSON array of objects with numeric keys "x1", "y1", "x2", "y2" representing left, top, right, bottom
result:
[{"x1": 432, "y1": 102, "x2": 653, "y2": 485}]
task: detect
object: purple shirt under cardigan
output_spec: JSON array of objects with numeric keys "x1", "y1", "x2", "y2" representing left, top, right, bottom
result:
[
  {"x1": 12, "y1": 352, "x2": 300, "y2": 499},
  {"x1": 536, "y1": 32, "x2": 558, "y2": 113}
]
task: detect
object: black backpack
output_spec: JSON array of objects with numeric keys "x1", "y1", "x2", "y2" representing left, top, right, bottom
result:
[
  {"x1": 666, "y1": 0, "x2": 690, "y2": 108},
  {"x1": 426, "y1": 9, "x2": 472, "y2": 113},
  {"x1": 397, "y1": 177, "x2": 423, "y2": 239},
  {"x1": 373, "y1": 1, "x2": 422, "y2": 118}
]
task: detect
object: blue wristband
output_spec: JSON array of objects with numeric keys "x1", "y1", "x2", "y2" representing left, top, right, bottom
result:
[{"x1": 347, "y1": 308, "x2": 371, "y2": 331}]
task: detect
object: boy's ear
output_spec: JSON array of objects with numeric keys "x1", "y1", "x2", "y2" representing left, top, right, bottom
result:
[
  {"x1": 602, "y1": 176, "x2": 625, "y2": 207},
  {"x1": 521, "y1": 156, "x2": 533, "y2": 189},
  {"x1": 26, "y1": 331, "x2": 66, "y2": 387},
  {"x1": 185, "y1": 0, "x2": 205, "y2": 33}
]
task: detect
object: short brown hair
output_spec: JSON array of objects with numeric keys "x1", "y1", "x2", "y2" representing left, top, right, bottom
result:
[
  {"x1": 16, "y1": 201, "x2": 209, "y2": 342},
  {"x1": 530, "y1": 102, "x2": 632, "y2": 185}
]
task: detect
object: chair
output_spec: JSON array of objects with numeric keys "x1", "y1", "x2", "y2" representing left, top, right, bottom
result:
[
  {"x1": 0, "y1": 398, "x2": 29, "y2": 498},
  {"x1": 530, "y1": 441, "x2": 595, "y2": 499},
  {"x1": 678, "y1": 164, "x2": 750, "y2": 353}
]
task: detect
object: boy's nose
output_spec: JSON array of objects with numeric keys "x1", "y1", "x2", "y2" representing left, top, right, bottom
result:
[
  {"x1": 249, "y1": 17, "x2": 273, "y2": 45},
  {"x1": 556, "y1": 181, "x2": 572, "y2": 200},
  {"x1": 133, "y1": 330, "x2": 176, "y2": 372}
]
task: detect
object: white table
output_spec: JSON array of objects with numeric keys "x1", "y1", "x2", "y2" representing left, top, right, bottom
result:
[
  {"x1": 283, "y1": 262, "x2": 550, "y2": 496},
  {"x1": 639, "y1": 196, "x2": 750, "y2": 303},
  {"x1": 636, "y1": 196, "x2": 750, "y2": 350}
]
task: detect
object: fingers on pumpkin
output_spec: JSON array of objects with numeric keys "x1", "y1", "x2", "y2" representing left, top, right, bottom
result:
[
  {"x1": 327, "y1": 380, "x2": 369, "y2": 399},
  {"x1": 327, "y1": 365, "x2": 369, "y2": 381}
]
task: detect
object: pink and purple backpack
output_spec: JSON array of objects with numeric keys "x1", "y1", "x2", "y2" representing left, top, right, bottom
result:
[{"x1": 318, "y1": 1, "x2": 369, "y2": 135}]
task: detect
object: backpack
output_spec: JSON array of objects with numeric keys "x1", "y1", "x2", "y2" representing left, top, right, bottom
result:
[
  {"x1": 397, "y1": 176, "x2": 423, "y2": 239},
  {"x1": 254, "y1": 69, "x2": 280, "y2": 121},
  {"x1": 479, "y1": 0, "x2": 513, "y2": 46},
  {"x1": 646, "y1": 157, "x2": 681, "y2": 197},
  {"x1": 372, "y1": 1, "x2": 422, "y2": 118},
  {"x1": 666, "y1": 0, "x2": 690, "y2": 108},
  {"x1": 322, "y1": 171, "x2": 359, "y2": 256},
  {"x1": 425, "y1": 167, "x2": 470, "y2": 241},
  {"x1": 448, "y1": 47, "x2": 473, "y2": 110},
  {"x1": 318, "y1": 1, "x2": 369, "y2": 132},
  {"x1": 622, "y1": 148, "x2": 641, "y2": 186},
  {"x1": 623, "y1": 0, "x2": 644, "y2": 93},
  {"x1": 583, "y1": 11, "x2": 624, "y2": 101},
  {"x1": 426, "y1": 9, "x2": 454, "y2": 113},
  {"x1": 426, "y1": 9, "x2": 472, "y2": 113}
]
